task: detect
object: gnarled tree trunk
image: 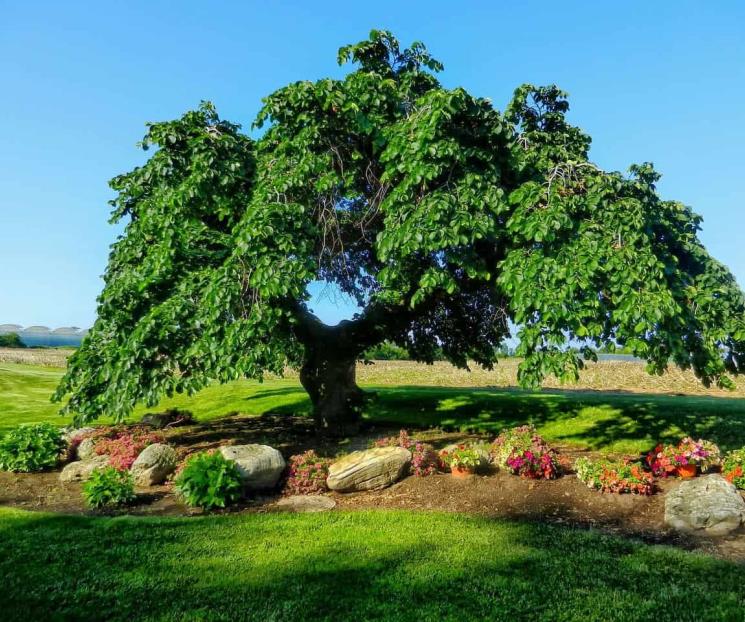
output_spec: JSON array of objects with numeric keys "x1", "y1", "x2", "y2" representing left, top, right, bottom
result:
[{"x1": 300, "y1": 349, "x2": 364, "y2": 435}]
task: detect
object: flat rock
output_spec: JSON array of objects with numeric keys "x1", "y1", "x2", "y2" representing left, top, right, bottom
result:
[
  {"x1": 219, "y1": 444, "x2": 285, "y2": 490},
  {"x1": 327, "y1": 447, "x2": 411, "y2": 492},
  {"x1": 275, "y1": 495, "x2": 336, "y2": 513},
  {"x1": 130, "y1": 443, "x2": 177, "y2": 486},
  {"x1": 665, "y1": 474, "x2": 745, "y2": 536},
  {"x1": 59, "y1": 455, "x2": 109, "y2": 483}
]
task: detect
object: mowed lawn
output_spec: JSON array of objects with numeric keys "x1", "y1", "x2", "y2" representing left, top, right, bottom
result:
[
  {"x1": 1, "y1": 508, "x2": 743, "y2": 622},
  {"x1": 3, "y1": 362, "x2": 745, "y2": 454},
  {"x1": 2, "y1": 362, "x2": 745, "y2": 620}
]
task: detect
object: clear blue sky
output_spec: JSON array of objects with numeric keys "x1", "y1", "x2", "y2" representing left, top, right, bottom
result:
[{"x1": 2, "y1": 1, "x2": 744, "y2": 328}]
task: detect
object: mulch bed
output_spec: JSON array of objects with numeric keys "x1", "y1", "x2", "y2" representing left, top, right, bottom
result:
[{"x1": 1, "y1": 413, "x2": 744, "y2": 562}]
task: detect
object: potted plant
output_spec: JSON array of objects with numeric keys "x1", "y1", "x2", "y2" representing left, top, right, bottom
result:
[
  {"x1": 439, "y1": 445, "x2": 481, "y2": 478},
  {"x1": 645, "y1": 438, "x2": 721, "y2": 479}
]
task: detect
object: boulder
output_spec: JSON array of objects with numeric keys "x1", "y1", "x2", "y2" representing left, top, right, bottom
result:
[
  {"x1": 76, "y1": 437, "x2": 98, "y2": 461},
  {"x1": 275, "y1": 495, "x2": 336, "y2": 513},
  {"x1": 130, "y1": 443, "x2": 177, "y2": 486},
  {"x1": 62, "y1": 427, "x2": 95, "y2": 445},
  {"x1": 664, "y1": 474, "x2": 745, "y2": 536},
  {"x1": 327, "y1": 447, "x2": 411, "y2": 492},
  {"x1": 219, "y1": 444, "x2": 285, "y2": 490},
  {"x1": 59, "y1": 455, "x2": 109, "y2": 483}
]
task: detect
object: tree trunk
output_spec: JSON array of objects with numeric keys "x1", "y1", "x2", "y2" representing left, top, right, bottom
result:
[{"x1": 300, "y1": 352, "x2": 364, "y2": 436}]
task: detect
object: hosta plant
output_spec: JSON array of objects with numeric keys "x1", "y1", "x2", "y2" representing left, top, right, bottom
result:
[
  {"x1": 285, "y1": 450, "x2": 332, "y2": 495},
  {"x1": 82, "y1": 466, "x2": 136, "y2": 508},
  {"x1": 575, "y1": 457, "x2": 654, "y2": 495},
  {"x1": 0, "y1": 423, "x2": 65, "y2": 472},
  {"x1": 722, "y1": 449, "x2": 745, "y2": 489},
  {"x1": 175, "y1": 451, "x2": 243, "y2": 510}
]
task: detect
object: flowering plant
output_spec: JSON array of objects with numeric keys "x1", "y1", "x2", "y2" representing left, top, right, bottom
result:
[
  {"x1": 722, "y1": 448, "x2": 745, "y2": 489},
  {"x1": 89, "y1": 427, "x2": 165, "y2": 471},
  {"x1": 491, "y1": 425, "x2": 541, "y2": 467},
  {"x1": 492, "y1": 425, "x2": 559, "y2": 479},
  {"x1": 575, "y1": 456, "x2": 654, "y2": 495},
  {"x1": 371, "y1": 429, "x2": 440, "y2": 476},
  {"x1": 439, "y1": 444, "x2": 481, "y2": 471},
  {"x1": 285, "y1": 450, "x2": 332, "y2": 495},
  {"x1": 645, "y1": 437, "x2": 721, "y2": 477}
]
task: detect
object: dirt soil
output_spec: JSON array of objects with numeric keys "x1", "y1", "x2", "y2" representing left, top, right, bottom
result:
[{"x1": 1, "y1": 413, "x2": 744, "y2": 562}]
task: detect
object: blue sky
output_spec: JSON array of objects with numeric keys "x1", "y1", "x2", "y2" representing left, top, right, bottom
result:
[{"x1": 1, "y1": 1, "x2": 744, "y2": 328}]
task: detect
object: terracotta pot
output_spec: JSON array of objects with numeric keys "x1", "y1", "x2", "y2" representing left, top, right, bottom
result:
[
  {"x1": 451, "y1": 466, "x2": 474, "y2": 478},
  {"x1": 676, "y1": 463, "x2": 698, "y2": 479}
]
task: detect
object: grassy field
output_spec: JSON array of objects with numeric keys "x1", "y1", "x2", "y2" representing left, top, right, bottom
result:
[
  {"x1": 1, "y1": 507, "x2": 743, "y2": 622},
  {"x1": 2, "y1": 362, "x2": 745, "y2": 454}
]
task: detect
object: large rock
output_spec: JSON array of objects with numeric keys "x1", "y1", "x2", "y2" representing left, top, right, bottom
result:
[
  {"x1": 130, "y1": 443, "x2": 177, "y2": 486},
  {"x1": 76, "y1": 437, "x2": 98, "y2": 461},
  {"x1": 141, "y1": 410, "x2": 194, "y2": 429},
  {"x1": 219, "y1": 444, "x2": 285, "y2": 489},
  {"x1": 59, "y1": 456, "x2": 109, "y2": 483},
  {"x1": 327, "y1": 447, "x2": 411, "y2": 492},
  {"x1": 665, "y1": 474, "x2": 745, "y2": 536}
]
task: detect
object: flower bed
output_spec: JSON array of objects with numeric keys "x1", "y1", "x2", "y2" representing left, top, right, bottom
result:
[
  {"x1": 492, "y1": 425, "x2": 560, "y2": 480},
  {"x1": 575, "y1": 457, "x2": 654, "y2": 495},
  {"x1": 645, "y1": 437, "x2": 720, "y2": 477},
  {"x1": 78, "y1": 426, "x2": 165, "y2": 471}
]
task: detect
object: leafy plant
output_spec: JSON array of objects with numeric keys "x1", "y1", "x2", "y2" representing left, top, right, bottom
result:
[
  {"x1": 575, "y1": 457, "x2": 654, "y2": 495},
  {"x1": 492, "y1": 425, "x2": 559, "y2": 479},
  {"x1": 284, "y1": 450, "x2": 332, "y2": 495},
  {"x1": 491, "y1": 425, "x2": 541, "y2": 467},
  {"x1": 0, "y1": 423, "x2": 65, "y2": 472},
  {"x1": 82, "y1": 466, "x2": 136, "y2": 508},
  {"x1": 54, "y1": 30, "x2": 745, "y2": 436},
  {"x1": 722, "y1": 449, "x2": 745, "y2": 489},
  {"x1": 439, "y1": 444, "x2": 481, "y2": 471},
  {"x1": 175, "y1": 451, "x2": 243, "y2": 510}
]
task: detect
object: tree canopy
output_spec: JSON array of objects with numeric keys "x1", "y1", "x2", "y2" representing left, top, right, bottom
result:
[{"x1": 55, "y1": 30, "x2": 745, "y2": 433}]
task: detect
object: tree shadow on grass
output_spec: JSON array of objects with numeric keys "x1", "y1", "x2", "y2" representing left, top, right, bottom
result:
[
  {"x1": 0, "y1": 510, "x2": 742, "y2": 621},
  {"x1": 256, "y1": 384, "x2": 745, "y2": 453}
]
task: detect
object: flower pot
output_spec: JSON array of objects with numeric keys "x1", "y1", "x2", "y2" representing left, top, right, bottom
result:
[
  {"x1": 451, "y1": 466, "x2": 474, "y2": 478},
  {"x1": 676, "y1": 464, "x2": 698, "y2": 479}
]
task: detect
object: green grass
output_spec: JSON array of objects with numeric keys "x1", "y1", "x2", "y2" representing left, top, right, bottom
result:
[
  {"x1": 3, "y1": 363, "x2": 745, "y2": 454},
  {"x1": 1, "y1": 507, "x2": 743, "y2": 621}
]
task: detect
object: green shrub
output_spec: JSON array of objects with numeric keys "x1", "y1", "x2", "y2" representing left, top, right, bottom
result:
[
  {"x1": 175, "y1": 451, "x2": 243, "y2": 510},
  {"x1": 0, "y1": 423, "x2": 65, "y2": 472},
  {"x1": 82, "y1": 466, "x2": 136, "y2": 508},
  {"x1": 362, "y1": 341, "x2": 410, "y2": 360}
]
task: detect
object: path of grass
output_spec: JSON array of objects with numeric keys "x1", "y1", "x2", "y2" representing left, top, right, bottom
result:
[
  {"x1": 1, "y1": 507, "x2": 742, "y2": 622},
  {"x1": 3, "y1": 363, "x2": 745, "y2": 453}
]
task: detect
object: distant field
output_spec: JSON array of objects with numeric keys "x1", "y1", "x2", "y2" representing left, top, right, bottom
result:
[{"x1": 3, "y1": 347, "x2": 745, "y2": 397}]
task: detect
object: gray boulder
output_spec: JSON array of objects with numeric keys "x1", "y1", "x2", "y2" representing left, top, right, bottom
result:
[
  {"x1": 219, "y1": 444, "x2": 285, "y2": 489},
  {"x1": 76, "y1": 437, "x2": 99, "y2": 461},
  {"x1": 130, "y1": 443, "x2": 177, "y2": 486},
  {"x1": 59, "y1": 455, "x2": 109, "y2": 483},
  {"x1": 665, "y1": 474, "x2": 745, "y2": 536},
  {"x1": 327, "y1": 447, "x2": 411, "y2": 492}
]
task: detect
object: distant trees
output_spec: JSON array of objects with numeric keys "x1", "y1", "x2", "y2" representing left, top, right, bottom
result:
[{"x1": 0, "y1": 333, "x2": 26, "y2": 348}]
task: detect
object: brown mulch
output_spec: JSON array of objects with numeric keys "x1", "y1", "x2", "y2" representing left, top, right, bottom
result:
[{"x1": 1, "y1": 413, "x2": 744, "y2": 562}]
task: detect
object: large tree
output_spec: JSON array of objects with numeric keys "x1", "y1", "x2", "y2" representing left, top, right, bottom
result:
[{"x1": 55, "y1": 31, "x2": 745, "y2": 434}]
